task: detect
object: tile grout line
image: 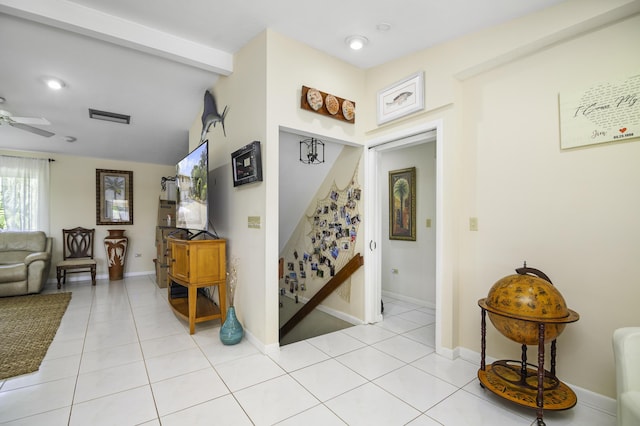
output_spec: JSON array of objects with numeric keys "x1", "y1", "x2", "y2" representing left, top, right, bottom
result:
[
  {"x1": 67, "y1": 283, "x2": 94, "y2": 426},
  {"x1": 125, "y1": 276, "x2": 163, "y2": 425}
]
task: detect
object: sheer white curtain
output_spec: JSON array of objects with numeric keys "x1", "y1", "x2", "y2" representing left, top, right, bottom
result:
[{"x1": 0, "y1": 155, "x2": 50, "y2": 233}]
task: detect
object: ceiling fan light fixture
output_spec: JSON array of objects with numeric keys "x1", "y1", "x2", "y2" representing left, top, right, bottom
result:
[{"x1": 345, "y1": 35, "x2": 368, "y2": 51}]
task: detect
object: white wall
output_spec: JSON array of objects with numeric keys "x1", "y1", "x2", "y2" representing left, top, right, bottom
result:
[
  {"x1": 279, "y1": 144, "x2": 364, "y2": 319},
  {"x1": 279, "y1": 131, "x2": 342, "y2": 252},
  {"x1": 380, "y1": 142, "x2": 436, "y2": 306}
]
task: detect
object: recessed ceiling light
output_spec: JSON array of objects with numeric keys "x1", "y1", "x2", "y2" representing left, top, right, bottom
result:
[
  {"x1": 376, "y1": 22, "x2": 392, "y2": 32},
  {"x1": 44, "y1": 77, "x2": 65, "y2": 90},
  {"x1": 345, "y1": 35, "x2": 369, "y2": 50}
]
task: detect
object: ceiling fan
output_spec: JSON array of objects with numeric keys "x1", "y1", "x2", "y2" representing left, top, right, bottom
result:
[{"x1": 0, "y1": 108, "x2": 55, "y2": 137}]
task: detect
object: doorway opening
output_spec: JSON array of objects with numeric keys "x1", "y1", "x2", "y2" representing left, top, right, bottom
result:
[
  {"x1": 278, "y1": 129, "x2": 365, "y2": 345},
  {"x1": 365, "y1": 120, "x2": 444, "y2": 354}
]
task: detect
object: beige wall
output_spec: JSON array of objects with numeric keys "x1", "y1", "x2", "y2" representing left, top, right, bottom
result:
[
  {"x1": 190, "y1": 31, "x2": 270, "y2": 347},
  {"x1": 191, "y1": 30, "x2": 367, "y2": 349},
  {"x1": 364, "y1": 0, "x2": 640, "y2": 398},
  {"x1": 1, "y1": 149, "x2": 175, "y2": 280},
  {"x1": 15, "y1": 0, "x2": 627, "y2": 399},
  {"x1": 459, "y1": 12, "x2": 640, "y2": 399},
  {"x1": 4, "y1": 0, "x2": 635, "y2": 401},
  {"x1": 263, "y1": 31, "x2": 367, "y2": 346}
]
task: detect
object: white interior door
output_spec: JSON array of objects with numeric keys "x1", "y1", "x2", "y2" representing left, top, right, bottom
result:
[
  {"x1": 364, "y1": 144, "x2": 383, "y2": 323},
  {"x1": 364, "y1": 120, "x2": 445, "y2": 354}
]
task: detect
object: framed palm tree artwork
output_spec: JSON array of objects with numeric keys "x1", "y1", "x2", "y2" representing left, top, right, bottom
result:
[
  {"x1": 96, "y1": 169, "x2": 133, "y2": 225},
  {"x1": 389, "y1": 167, "x2": 416, "y2": 241}
]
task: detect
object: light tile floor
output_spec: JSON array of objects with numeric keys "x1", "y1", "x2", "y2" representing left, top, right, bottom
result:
[{"x1": 0, "y1": 276, "x2": 615, "y2": 425}]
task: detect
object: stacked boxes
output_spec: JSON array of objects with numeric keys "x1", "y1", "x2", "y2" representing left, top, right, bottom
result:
[
  {"x1": 157, "y1": 199, "x2": 176, "y2": 227},
  {"x1": 154, "y1": 199, "x2": 186, "y2": 288},
  {"x1": 154, "y1": 226, "x2": 188, "y2": 287}
]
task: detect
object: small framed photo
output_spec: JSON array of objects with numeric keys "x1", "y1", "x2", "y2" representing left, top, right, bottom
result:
[
  {"x1": 231, "y1": 141, "x2": 263, "y2": 187},
  {"x1": 389, "y1": 167, "x2": 416, "y2": 241},
  {"x1": 96, "y1": 169, "x2": 133, "y2": 225},
  {"x1": 377, "y1": 72, "x2": 425, "y2": 125}
]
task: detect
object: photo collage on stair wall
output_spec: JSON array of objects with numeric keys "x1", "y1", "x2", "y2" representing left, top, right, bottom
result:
[{"x1": 281, "y1": 168, "x2": 361, "y2": 303}]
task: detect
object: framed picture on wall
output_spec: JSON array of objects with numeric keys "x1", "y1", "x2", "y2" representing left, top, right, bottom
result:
[
  {"x1": 389, "y1": 167, "x2": 416, "y2": 241},
  {"x1": 96, "y1": 169, "x2": 133, "y2": 225},
  {"x1": 231, "y1": 141, "x2": 263, "y2": 187},
  {"x1": 377, "y1": 71, "x2": 425, "y2": 125}
]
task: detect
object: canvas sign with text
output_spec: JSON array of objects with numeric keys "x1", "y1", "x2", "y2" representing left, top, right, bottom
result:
[{"x1": 559, "y1": 75, "x2": 639, "y2": 149}]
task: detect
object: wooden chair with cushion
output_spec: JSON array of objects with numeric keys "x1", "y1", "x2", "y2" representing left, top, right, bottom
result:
[{"x1": 56, "y1": 227, "x2": 97, "y2": 288}]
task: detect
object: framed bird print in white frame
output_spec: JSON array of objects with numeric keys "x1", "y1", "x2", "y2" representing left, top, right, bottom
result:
[{"x1": 377, "y1": 71, "x2": 425, "y2": 125}]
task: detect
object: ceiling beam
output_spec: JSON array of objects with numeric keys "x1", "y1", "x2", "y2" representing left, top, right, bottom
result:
[{"x1": 0, "y1": 0, "x2": 233, "y2": 76}]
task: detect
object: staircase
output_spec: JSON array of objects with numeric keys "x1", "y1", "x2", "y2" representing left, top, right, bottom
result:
[{"x1": 279, "y1": 253, "x2": 364, "y2": 340}]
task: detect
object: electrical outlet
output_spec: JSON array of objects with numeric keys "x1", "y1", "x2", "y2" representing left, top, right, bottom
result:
[
  {"x1": 134, "y1": 253, "x2": 142, "y2": 258},
  {"x1": 391, "y1": 268, "x2": 399, "y2": 274},
  {"x1": 469, "y1": 217, "x2": 478, "y2": 231},
  {"x1": 426, "y1": 218, "x2": 432, "y2": 228}
]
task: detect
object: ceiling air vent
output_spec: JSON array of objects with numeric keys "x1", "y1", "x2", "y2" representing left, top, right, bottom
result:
[{"x1": 88, "y1": 108, "x2": 130, "y2": 124}]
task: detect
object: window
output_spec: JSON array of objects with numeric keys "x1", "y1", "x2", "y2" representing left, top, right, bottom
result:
[{"x1": 0, "y1": 156, "x2": 50, "y2": 232}]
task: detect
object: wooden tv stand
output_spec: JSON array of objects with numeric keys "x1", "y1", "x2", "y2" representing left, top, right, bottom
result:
[{"x1": 167, "y1": 237, "x2": 226, "y2": 334}]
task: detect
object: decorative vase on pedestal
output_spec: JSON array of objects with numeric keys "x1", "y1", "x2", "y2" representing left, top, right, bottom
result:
[
  {"x1": 220, "y1": 306, "x2": 243, "y2": 345},
  {"x1": 104, "y1": 229, "x2": 128, "y2": 280}
]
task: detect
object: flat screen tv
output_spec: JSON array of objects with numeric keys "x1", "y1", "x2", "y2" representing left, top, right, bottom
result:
[{"x1": 176, "y1": 141, "x2": 208, "y2": 231}]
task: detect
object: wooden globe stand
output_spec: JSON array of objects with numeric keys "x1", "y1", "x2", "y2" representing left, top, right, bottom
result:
[
  {"x1": 477, "y1": 265, "x2": 579, "y2": 426},
  {"x1": 478, "y1": 308, "x2": 578, "y2": 426}
]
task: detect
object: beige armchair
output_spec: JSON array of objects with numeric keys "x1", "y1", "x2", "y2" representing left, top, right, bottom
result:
[
  {"x1": 0, "y1": 231, "x2": 52, "y2": 297},
  {"x1": 613, "y1": 327, "x2": 640, "y2": 426}
]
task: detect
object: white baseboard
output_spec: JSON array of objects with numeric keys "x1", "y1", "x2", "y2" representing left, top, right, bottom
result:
[
  {"x1": 381, "y1": 290, "x2": 436, "y2": 310},
  {"x1": 314, "y1": 303, "x2": 363, "y2": 326},
  {"x1": 281, "y1": 293, "x2": 363, "y2": 326},
  {"x1": 457, "y1": 347, "x2": 616, "y2": 416},
  {"x1": 242, "y1": 327, "x2": 280, "y2": 356},
  {"x1": 436, "y1": 345, "x2": 458, "y2": 360},
  {"x1": 46, "y1": 270, "x2": 155, "y2": 286}
]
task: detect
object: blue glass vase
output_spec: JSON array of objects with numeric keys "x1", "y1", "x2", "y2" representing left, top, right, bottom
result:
[{"x1": 220, "y1": 306, "x2": 243, "y2": 345}]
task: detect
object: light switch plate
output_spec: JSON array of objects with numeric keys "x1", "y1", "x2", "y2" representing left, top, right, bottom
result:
[{"x1": 248, "y1": 216, "x2": 261, "y2": 229}]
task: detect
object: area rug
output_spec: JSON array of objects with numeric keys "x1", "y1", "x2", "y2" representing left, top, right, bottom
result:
[{"x1": 0, "y1": 292, "x2": 72, "y2": 380}]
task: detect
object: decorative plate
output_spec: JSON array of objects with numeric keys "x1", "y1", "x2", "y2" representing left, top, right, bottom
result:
[
  {"x1": 342, "y1": 100, "x2": 355, "y2": 121},
  {"x1": 325, "y1": 94, "x2": 339, "y2": 115},
  {"x1": 306, "y1": 88, "x2": 323, "y2": 111}
]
